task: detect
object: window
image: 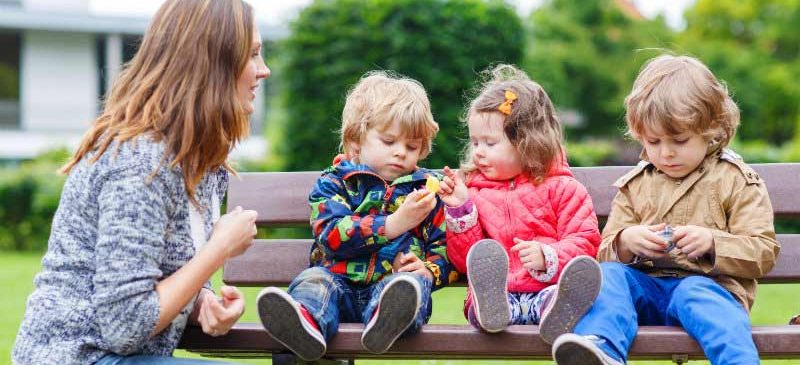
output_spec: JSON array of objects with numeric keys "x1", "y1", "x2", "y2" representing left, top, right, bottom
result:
[{"x1": 0, "y1": 31, "x2": 21, "y2": 129}]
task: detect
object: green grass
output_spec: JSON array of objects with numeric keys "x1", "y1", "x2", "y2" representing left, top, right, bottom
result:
[{"x1": 3, "y1": 251, "x2": 798, "y2": 364}]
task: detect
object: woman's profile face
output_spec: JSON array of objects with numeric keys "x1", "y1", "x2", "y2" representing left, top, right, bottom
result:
[{"x1": 237, "y1": 26, "x2": 270, "y2": 115}]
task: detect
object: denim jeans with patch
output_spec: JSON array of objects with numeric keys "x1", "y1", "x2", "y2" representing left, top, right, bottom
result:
[{"x1": 287, "y1": 266, "x2": 433, "y2": 341}]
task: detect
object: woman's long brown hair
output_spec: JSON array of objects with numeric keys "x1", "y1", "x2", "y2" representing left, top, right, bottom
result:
[{"x1": 62, "y1": 0, "x2": 254, "y2": 201}]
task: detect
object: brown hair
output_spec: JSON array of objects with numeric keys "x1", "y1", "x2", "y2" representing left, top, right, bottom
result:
[
  {"x1": 625, "y1": 54, "x2": 740, "y2": 146},
  {"x1": 340, "y1": 71, "x2": 438, "y2": 159},
  {"x1": 62, "y1": 0, "x2": 255, "y2": 201},
  {"x1": 462, "y1": 64, "x2": 563, "y2": 182}
]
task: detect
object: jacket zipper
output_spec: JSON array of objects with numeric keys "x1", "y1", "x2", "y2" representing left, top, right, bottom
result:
[
  {"x1": 341, "y1": 170, "x2": 389, "y2": 284},
  {"x1": 505, "y1": 178, "x2": 515, "y2": 247}
]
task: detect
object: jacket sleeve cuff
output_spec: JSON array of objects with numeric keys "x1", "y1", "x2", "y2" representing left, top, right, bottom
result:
[
  {"x1": 530, "y1": 244, "x2": 559, "y2": 282},
  {"x1": 422, "y1": 260, "x2": 442, "y2": 287},
  {"x1": 445, "y1": 200, "x2": 477, "y2": 233}
]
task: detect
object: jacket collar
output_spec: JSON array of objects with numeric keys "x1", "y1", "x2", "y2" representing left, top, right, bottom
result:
[
  {"x1": 467, "y1": 153, "x2": 574, "y2": 189},
  {"x1": 326, "y1": 154, "x2": 432, "y2": 186}
]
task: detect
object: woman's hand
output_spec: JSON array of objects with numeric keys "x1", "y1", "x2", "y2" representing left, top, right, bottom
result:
[
  {"x1": 208, "y1": 206, "x2": 258, "y2": 258},
  {"x1": 439, "y1": 166, "x2": 469, "y2": 207},
  {"x1": 196, "y1": 286, "x2": 245, "y2": 337}
]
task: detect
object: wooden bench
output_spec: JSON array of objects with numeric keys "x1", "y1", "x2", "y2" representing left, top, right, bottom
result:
[{"x1": 179, "y1": 164, "x2": 800, "y2": 363}]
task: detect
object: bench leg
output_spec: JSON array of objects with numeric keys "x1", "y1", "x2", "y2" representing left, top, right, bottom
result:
[
  {"x1": 272, "y1": 354, "x2": 354, "y2": 365},
  {"x1": 672, "y1": 354, "x2": 689, "y2": 364}
]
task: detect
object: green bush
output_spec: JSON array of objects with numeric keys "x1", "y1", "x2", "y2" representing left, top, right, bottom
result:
[
  {"x1": 565, "y1": 139, "x2": 618, "y2": 167},
  {"x1": 280, "y1": 0, "x2": 524, "y2": 171},
  {"x1": 0, "y1": 149, "x2": 68, "y2": 251}
]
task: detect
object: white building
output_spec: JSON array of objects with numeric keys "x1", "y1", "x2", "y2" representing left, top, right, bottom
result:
[{"x1": 0, "y1": 0, "x2": 283, "y2": 160}]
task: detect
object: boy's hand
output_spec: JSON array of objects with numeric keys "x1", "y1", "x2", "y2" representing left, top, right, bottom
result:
[
  {"x1": 439, "y1": 166, "x2": 469, "y2": 207},
  {"x1": 385, "y1": 189, "x2": 436, "y2": 239},
  {"x1": 394, "y1": 252, "x2": 434, "y2": 281},
  {"x1": 511, "y1": 238, "x2": 546, "y2": 271},
  {"x1": 618, "y1": 223, "x2": 670, "y2": 262},
  {"x1": 673, "y1": 225, "x2": 715, "y2": 259}
]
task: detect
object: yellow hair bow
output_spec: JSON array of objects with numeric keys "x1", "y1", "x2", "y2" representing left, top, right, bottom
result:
[{"x1": 498, "y1": 90, "x2": 517, "y2": 116}]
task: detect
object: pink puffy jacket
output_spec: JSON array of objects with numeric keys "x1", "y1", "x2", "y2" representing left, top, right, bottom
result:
[{"x1": 445, "y1": 158, "x2": 601, "y2": 293}]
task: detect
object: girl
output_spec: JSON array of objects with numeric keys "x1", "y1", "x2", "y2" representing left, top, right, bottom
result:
[
  {"x1": 13, "y1": 0, "x2": 268, "y2": 364},
  {"x1": 440, "y1": 64, "x2": 601, "y2": 344}
]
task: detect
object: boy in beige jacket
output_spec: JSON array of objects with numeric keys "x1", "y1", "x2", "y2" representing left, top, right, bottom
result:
[{"x1": 551, "y1": 55, "x2": 779, "y2": 365}]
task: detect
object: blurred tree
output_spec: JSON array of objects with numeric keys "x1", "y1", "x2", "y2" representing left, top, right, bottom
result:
[
  {"x1": 280, "y1": 0, "x2": 524, "y2": 171},
  {"x1": 680, "y1": 0, "x2": 800, "y2": 144},
  {"x1": 524, "y1": 0, "x2": 673, "y2": 137}
]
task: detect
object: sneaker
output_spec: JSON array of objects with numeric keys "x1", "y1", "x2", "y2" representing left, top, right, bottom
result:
[
  {"x1": 256, "y1": 287, "x2": 326, "y2": 361},
  {"x1": 790, "y1": 314, "x2": 800, "y2": 325},
  {"x1": 361, "y1": 276, "x2": 421, "y2": 354},
  {"x1": 467, "y1": 239, "x2": 510, "y2": 333},
  {"x1": 539, "y1": 255, "x2": 602, "y2": 344},
  {"x1": 552, "y1": 333, "x2": 624, "y2": 365}
]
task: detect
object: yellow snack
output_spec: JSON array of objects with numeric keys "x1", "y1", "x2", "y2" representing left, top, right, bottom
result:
[{"x1": 425, "y1": 176, "x2": 440, "y2": 194}]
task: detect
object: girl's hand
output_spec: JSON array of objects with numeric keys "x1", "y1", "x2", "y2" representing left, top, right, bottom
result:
[
  {"x1": 385, "y1": 189, "x2": 437, "y2": 238},
  {"x1": 511, "y1": 238, "x2": 546, "y2": 271},
  {"x1": 196, "y1": 286, "x2": 245, "y2": 337},
  {"x1": 208, "y1": 206, "x2": 257, "y2": 259},
  {"x1": 439, "y1": 166, "x2": 469, "y2": 207},
  {"x1": 395, "y1": 252, "x2": 434, "y2": 281},
  {"x1": 618, "y1": 223, "x2": 669, "y2": 262},
  {"x1": 673, "y1": 225, "x2": 715, "y2": 260}
]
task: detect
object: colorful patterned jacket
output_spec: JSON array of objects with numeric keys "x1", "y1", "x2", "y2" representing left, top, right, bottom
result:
[{"x1": 308, "y1": 156, "x2": 457, "y2": 290}]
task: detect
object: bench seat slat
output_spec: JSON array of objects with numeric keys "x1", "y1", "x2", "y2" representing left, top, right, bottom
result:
[
  {"x1": 224, "y1": 234, "x2": 800, "y2": 286},
  {"x1": 179, "y1": 323, "x2": 800, "y2": 359}
]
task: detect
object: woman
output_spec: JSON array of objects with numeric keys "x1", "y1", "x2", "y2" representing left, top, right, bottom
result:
[{"x1": 13, "y1": 0, "x2": 269, "y2": 364}]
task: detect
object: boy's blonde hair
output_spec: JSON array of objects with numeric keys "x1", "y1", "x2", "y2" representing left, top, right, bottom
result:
[
  {"x1": 340, "y1": 71, "x2": 438, "y2": 159},
  {"x1": 462, "y1": 64, "x2": 563, "y2": 182},
  {"x1": 625, "y1": 55, "x2": 740, "y2": 146}
]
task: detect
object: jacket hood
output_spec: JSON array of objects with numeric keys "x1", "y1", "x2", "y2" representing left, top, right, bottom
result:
[{"x1": 326, "y1": 154, "x2": 436, "y2": 185}]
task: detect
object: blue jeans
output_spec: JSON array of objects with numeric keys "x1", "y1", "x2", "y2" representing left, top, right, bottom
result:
[
  {"x1": 288, "y1": 267, "x2": 433, "y2": 341},
  {"x1": 96, "y1": 354, "x2": 238, "y2": 364},
  {"x1": 573, "y1": 262, "x2": 758, "y2": 365}
]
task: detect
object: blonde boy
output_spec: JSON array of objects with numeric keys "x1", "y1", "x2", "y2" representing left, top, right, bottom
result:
[
  {"x1": 552, "y1": 55, "x2": 779, "y2": 365},
  {"x1": 257, "y1": 71, "x2": 456, "y2": 361}
]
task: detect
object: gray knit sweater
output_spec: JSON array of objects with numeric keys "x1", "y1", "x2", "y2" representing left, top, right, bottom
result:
[{"x1": 13, "y1": 137, "x2": 227, "y2": 365}]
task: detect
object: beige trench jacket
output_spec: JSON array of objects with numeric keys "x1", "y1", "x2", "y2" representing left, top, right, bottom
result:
[{"x1": 599, "y1": 148, "x2": 779, "y2": 311}]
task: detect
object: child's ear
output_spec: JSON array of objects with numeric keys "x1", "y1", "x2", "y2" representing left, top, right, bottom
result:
[{"x1": 346, "y1": 142, "x2": 360, "y2": 159}]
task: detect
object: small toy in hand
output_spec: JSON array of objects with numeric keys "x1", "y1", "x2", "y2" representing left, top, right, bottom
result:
[
  {"x1": 656, "y1": 225, "x2": 676, "y2": 252},
  {"x1": 425, "y1": 175, "x2": 440, "y2": 194},
  {"x1": 416, "y1": 176, "x2": 440, "y2": 201}
]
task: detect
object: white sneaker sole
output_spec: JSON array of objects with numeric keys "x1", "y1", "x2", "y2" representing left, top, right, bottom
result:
[
  {"x1": 539, "y1": 256, "x2": 602, "y2": 344},
  {"x1": 467, "y1": 239, "x2": 510, "y2": 333},
  {"x1": 256, "y1": 287, "x2": 326, "y2": 361},
  {"x1": 361, "y1": 276, "x2": 421, "y2": 354}
]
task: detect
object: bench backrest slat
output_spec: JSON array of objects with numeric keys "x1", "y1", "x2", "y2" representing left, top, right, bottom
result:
[
  {"x1": 228, "y1": 164, "x2": 800, "y2": 226},
  {"x1": 223, "y1": 163, "x2": 800, "y2": 286}
]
